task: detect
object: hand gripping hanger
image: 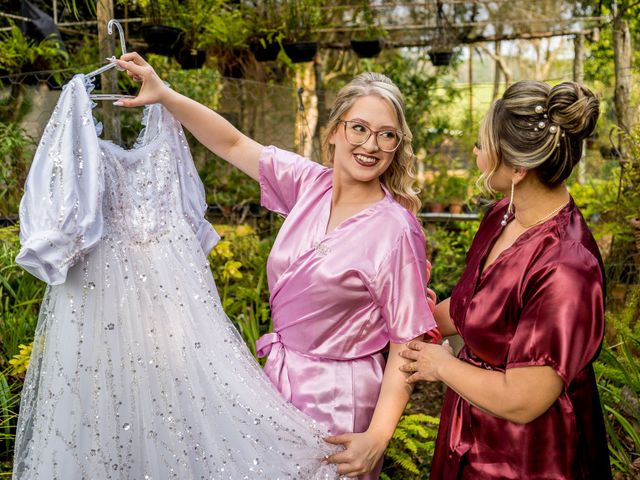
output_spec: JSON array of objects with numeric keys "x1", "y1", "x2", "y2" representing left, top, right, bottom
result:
[{"x1": 86, "y1": 19, "x2": 135, "y2": 101}]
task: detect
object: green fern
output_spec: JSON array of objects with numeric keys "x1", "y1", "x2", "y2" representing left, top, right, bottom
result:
[{"x1": 382, "y1": 413, "x2": 440, "y2": 479}]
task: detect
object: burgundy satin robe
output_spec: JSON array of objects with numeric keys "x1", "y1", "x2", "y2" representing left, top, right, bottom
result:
[{"x1": 431, "y1": 198, "x2": 611, "y2": 480}]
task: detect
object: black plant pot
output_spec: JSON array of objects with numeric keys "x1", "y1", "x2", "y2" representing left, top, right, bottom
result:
[
  {"x1": 175, "y1": 47, "x2": 207, "y2": 70},
  {"x1": 350, "y1": 39, "x2": 382, "y2": 58},
  {"x1": 428, "y1": 50, "x2": 453, "y2": 67},
  {"x1": 250, "y1": 40, "x2": 280, "y2": 62},
  {"x1": 283, "y1": 41, "x2": 318, "y2": 63},
  {"x1": 140, "y1": 25, "x2": 183, "y2": 56}
]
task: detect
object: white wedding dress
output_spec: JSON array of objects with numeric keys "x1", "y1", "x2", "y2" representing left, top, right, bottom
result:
[{"x1": 13, "y1": 75, "x2": 339, "y2": 479}]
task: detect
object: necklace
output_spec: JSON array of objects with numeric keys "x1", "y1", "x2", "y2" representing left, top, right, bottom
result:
[{"x1": 515, "y1": 201, "x2": 569, "y2": 229}]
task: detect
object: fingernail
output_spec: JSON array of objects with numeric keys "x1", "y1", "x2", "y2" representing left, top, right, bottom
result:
[{"x1": 113, "y1": 101, "x2": 124, "y2": 106}]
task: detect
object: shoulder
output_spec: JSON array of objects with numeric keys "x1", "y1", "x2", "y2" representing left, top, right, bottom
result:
[
  {"x1": 375, "y1": 199, "x2": 426, "y2": 252},
  {"x1": 529, "y1": 237, "x2": 603, "y2": 288}
]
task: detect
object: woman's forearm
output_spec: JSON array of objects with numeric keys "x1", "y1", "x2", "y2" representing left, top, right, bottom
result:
[
  {"x1": 367, "y1": 342, "x2": 415, "y2": 441},
  {"x1": 435, "y1": 354, "x2": 563, "y2": 424}
]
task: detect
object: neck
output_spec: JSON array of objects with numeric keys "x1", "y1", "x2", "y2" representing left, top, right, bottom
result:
[
  {"x1": 512, "y1": 180, "x2": 569, "y2": 228},
  {"x1": 332, "y1": 171, "x2": 385, "y2": 206}
]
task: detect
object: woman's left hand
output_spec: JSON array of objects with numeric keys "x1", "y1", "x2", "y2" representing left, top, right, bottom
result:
[
  {"x1": 399, "y1": 340, "x2": 454, "y2": 383},
  {"x1": 324, "y1": 431, "x2": 388, "y2": 477}
]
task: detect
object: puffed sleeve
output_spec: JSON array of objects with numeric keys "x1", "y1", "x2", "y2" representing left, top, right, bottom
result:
[
  {"x1": 258, "y1": 145, "x2": 326, "y2": 216},
  {"x1": 506, "y1": 242, "x2": 604, "y2": 385},
  {"x1": 372, "y1": 226, "x2": 438, "y2": 344},
  {"x1": 174, "y1": 123, "x2": 219, "y2": 255},
  {"x1": 16, "y1": 76, "x2": 103, "y2": 285}
]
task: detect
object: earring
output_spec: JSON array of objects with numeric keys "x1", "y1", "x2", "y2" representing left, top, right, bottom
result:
[{"x1": 501, "y1": 181, "x2": 515, "y2": 227}]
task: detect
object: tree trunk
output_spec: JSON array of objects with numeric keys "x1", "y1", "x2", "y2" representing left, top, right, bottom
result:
[
  {"x1": 492, "y1": 41, "x2": 502, "y2": 101},
  {"x1": 294, "y1": 64, "x2": 319, "y2": 160},
  {"x1": 574, "y1": 33, "x2": 586, "y2": 184},
  {"x1": 612, "y1": 0, "x2": 634, "y2": 133}
]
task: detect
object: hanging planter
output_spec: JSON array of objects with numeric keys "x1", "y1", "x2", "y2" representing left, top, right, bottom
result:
[
  {"x1": 350, "y1": 39, "x2": 382, "y2": 58},
  {"x1": 140, "y1": 25, "x2": 183, "y2": 56},
  {"x1": 283, "y1": 41, "x2": 318, "y2": 63},
  {"x1": 174, "y1": 47, "x2": 207, "y2": 70},
  {"x1": 428, "y1": 50, "x2": 454, "y2": 67},
  {"x1": 250, "y1": 40, "x2": 281, "y2": 62}
]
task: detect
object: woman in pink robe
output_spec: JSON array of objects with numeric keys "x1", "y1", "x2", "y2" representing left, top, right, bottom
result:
[
  {"x1": 256, "y1": 146, "x2": 438, "y2": 479},
  {"x1": 116, "y1": 56, "x2": 439, "y2": 478},
  {"x1": 400, "y1": 80, "x2": 611, "y2": 479}
]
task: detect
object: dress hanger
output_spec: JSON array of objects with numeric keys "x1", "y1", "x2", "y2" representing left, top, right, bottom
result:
[{"x1": 86, "y1": 19, "x2": 135, "y2": 101}]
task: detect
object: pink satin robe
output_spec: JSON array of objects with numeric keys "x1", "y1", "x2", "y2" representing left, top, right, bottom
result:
[
  {"x1": 256, "y1": 146, "x2": 438, "y2": 479},
  {"x1": 431, "y1": 198, "x2": 611, "y2": 480}
]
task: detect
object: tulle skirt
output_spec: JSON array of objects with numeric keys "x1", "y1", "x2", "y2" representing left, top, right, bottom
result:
[{"x1": 12, "y1": 229, "x2": 338, "y2": 479}]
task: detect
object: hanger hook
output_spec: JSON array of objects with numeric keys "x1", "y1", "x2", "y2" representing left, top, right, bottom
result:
[{"x1": 107, "y1": 19, "x2": 127, "y2": 56}]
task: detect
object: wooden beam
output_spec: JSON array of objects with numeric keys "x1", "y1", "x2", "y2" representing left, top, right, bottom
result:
[{"x1": 321, "y1": 26, "x2": 602, "y2": 49}]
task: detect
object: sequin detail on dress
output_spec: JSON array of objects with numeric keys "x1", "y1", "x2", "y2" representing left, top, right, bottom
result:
[{"x1": 13, "y1": 75, "x2": 340, "y2": 480}]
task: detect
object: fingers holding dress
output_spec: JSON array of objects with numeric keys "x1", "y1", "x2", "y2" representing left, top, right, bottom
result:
[{"x1": 113, "y1": 52, "x2": 169, "y2": 107}]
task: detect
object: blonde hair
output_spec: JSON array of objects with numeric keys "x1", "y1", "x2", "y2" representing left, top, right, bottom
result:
[
  {"x1": 321, "y1": 72, "x2": 421, "y2": 214},
  {"x1": 478, "y1": 80, "x2": 599, "y2": 194}
]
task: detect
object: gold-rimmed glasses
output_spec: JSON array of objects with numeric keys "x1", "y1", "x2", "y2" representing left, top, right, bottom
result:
[{"x1": 339, "y1": 120, "x2": 405, "y2": 153}]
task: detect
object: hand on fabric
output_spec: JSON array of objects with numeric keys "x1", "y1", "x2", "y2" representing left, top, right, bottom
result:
[
  {"x1": 399, "y1": 339, "x2": 454, "y2": 383},
  {"x1": 113, "y1": 52, "x2": 170, "y2": 107},
  {"x1": 324, "y1": 431, "x2": 388, "y2": 477}
]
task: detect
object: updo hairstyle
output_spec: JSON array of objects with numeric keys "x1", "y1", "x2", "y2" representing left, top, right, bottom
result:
[{"x1": 478, "y1": 80, "x2": 599, "y2": 192}]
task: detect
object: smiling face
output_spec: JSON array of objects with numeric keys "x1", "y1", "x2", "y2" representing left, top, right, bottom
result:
[{"x1": 328, "y1": 95, "x2": 401, "y2": 185}]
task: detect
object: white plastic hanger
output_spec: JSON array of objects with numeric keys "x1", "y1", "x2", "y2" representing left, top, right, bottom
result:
[{"x1": 86, "y1": 19, "x2": 135, "y2": 101}]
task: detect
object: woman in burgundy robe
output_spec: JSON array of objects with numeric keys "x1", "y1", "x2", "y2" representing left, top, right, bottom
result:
[{"x1": 400, "y1": 80, "x2": 611, "y2": 479}]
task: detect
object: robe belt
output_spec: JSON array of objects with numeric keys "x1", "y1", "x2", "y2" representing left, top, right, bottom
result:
[
  {"x1": 449, "y1": 394, "x2": 473, "y2": 457},
  {"x1": 256, "y1": 332, "x2": 281, "y2": 358}
]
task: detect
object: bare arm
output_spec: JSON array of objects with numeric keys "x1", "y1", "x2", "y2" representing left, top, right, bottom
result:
[
  {"x1": 325, "y1": 341, "x2": 416, "y2": 476},
  {"x1": 434, "y1": 297, "x2": 457, "y2": 337},
  {"x1": 114, "y1": 52, "x2": 262, "y2": 180},
  {"x1": 400, "y1": 341, "x2": 563, "y2": 424}
]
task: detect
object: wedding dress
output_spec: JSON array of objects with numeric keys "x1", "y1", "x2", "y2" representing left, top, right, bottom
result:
[{"x1": 13, "y1": 74, "x2": 339, "y2": 479}]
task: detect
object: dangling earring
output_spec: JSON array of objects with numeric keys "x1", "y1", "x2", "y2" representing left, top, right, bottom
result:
[{"x1": 501, "y1": 181, "x2": 515, "y2": 227}]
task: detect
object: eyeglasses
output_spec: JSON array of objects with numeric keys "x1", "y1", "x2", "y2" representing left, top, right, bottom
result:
[{"x1": 339, "y1": 120, "x2": 405, "y2": 153}]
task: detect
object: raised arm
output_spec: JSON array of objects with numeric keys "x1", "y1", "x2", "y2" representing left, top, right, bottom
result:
[{"x1": 114, "y1": 52, "x2": 262, "y2": 180}]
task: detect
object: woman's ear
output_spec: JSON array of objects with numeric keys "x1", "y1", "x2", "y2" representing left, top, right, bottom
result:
[
  {"x1": 512, "y1": 168, "x2": 528, "y2": 186},
  {"x1": 328, "y1": 128, "x2": 336, "y2": 146}
]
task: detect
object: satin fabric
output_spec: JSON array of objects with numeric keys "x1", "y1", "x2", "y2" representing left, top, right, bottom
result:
[
  {"x1": 256, "y1": 146, "x2": 438, "y2": 479},
  {"x1": 431, "y1": 198, "x2": 611, "y2": 480}
]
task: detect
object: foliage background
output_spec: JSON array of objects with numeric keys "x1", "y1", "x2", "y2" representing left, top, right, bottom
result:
[{"x1": 1, "y1": 0, "x2": 640, "y2": 477}]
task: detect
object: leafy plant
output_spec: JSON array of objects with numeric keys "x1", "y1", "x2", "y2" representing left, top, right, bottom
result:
[
  {"x1": 282, "y1": 0, "x2": 325, "y2": 42},
  {"x1": 353, "y1": 0, "x2": 387, "y2": 40},
  {"x1": 0, "y1": 124, "x2": 34, "y2": 219},
  {"x1": 139, "y1": 0, "x2": 249, "y2": 51},
  {"x1": 381, "y1": 413, "x2": 440, "y2": 480},
  {"x1": 208, "y1": 225, "x2": 273, "y2": 360},
  {"x1": 0, "y1": 24, "x2": 68, "y2": 84},
  {"x1": 594, "y1": 334, "x2": 640, "y2": 478},
  {"x1": 426, "y1": 221, "x2": 478, "y2": 300}
]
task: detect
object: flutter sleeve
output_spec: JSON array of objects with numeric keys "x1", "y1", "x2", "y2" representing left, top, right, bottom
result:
[
  {"x1": 506, "y1": 242, "x2": 605, "y2": 385},
  {"x1": 16, "y1": 76, "x2": 103, "y2": 285},
  {"x1": 174, "y1": 123, "x2": 219, "y2": 255},
  {"x1": 372, "y1": 226, "x2": 439, "y2": 344},
  {"x1": 258, "y1": 145, "x2": 326, "y2": 216}
]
